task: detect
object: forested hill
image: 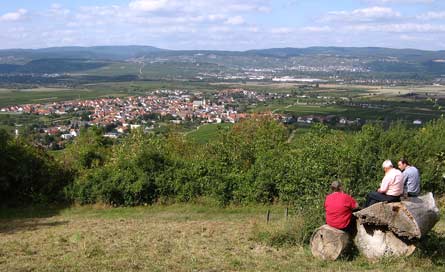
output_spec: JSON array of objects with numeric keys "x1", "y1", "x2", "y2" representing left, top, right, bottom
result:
[
  {"x1": 1, "y1": 46, "x2": 444, "y2": 61},
  {"x1": 1, "y1": 45, "x2": 445, "y2": 77},
  {"x1": 0, "y1": 46, "x2": 166, "y2": 62},
  {"x1": 246, "y1": 47, "x2": 445, "y2": 60}
]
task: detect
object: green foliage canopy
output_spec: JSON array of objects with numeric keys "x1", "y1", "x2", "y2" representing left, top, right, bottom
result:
[{"x1": 68, "y1": 117, "x2": 445, "y2": 208}]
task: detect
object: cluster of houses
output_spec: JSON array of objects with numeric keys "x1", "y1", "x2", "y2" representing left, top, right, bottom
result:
[
  {"x1": 1, "y1": 89, "x2": 286, "y2": 143},
  {"x1": 3, "y1": 87, "x2": 422, "y2": 148}
]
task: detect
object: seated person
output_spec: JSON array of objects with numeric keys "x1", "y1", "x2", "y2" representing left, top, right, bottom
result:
[
  {"x1": 324, "y1": 181, "x2": 358, "y2": 234},
  {"x1": 365, "y1": 160, "x2": 403, "y2": 207},
  {"x1": 398, "y1": 158, "x2": 421, "y2": 197}
]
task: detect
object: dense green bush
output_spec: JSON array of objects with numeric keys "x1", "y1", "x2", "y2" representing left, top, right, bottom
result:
[
  {"x1": 4, "y1": 116, "x2": 444, "y2": 210},
  {"x1": 69, "y1": 130, "x2": 172, "y2": 205},
  {"x1": 0, "y1": 129, "x2": 71, "y2": 206},
  {"x1": 67, "y1": 117, "x2": 445, "y2": 208},
  {"x1": 411, "y1": 119, "x2": 445, "y2": 193},
  {"x1": 64, "y1": 127, "x2": 112, "y2": 170}
]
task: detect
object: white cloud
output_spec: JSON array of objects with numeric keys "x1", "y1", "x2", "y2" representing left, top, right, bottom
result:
[
  {"x1": 269, "y1": 26, "x2": 332, "y2": 34},
  {"x1": 417, "y1": 11, "x2": 445, "y2": 20},
  {"x1": 0, "y1": 9, "x2": 28, "y2": 22},
  {"x1": 246, "y1": 26, "x2": 259, "y2": 32},
  {"x1": 9, "y1": 1, "x2": 270, "y2": 50},
  {"x1": 128, "y1": 0, "x2": 270, "y2": 14},
  {"x1": 225, "y1": 16, "x2": 245, "y2": 25},
  {"x1": 223, "y1": 3, "x2": 270, "y2": 13},
  {"x1": 270, "y1": 27, "x2": 295, "y2": 34},
  {"x1": 207, "y1": 14, "x2": 226, "y2": 21},
  {"x1": 301, "y1": 26, "x2": 332, "y2": 32},
  {"x1": 399, "y1": 34, "x2": 434, "y2": 41},
  {"x1": 347, "y1": 23, "x2": 445, "y2": 33},
  {"x1": 325, "y1": 6, "x2": 401, "y2": 22},
  {"x1": 48, "y1": 4, "x2": 71, "y2": 17},
  {"x1": 208, "y1": 26, "x2": 232, "y2": 33},
  {"x1": 129, "y1": 0, "x2": 170, "y2": 12},
  {"x1": 1, "y1": 1, "x2": 444, "y2": 50},
  {"x1": 365, "y1": 0, "x2": 434, "y2": 4}
]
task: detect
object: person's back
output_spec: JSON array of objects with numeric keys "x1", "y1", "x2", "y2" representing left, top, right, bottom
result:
[
  {"x1": 324, "y1": 182, "x2": 357, "y2": 231},
  {"x1": 403, "y1": 166, "x2": 420, "y2": 196},
  {"x1": 398, "y1": 159, "x2": 421, "y2": 197},
  {"x1": 383, "y1": 168, "x2": 404, "y2": 196},
  {"x1": 365, "y1": 160, "x2": 404, "y2": 207}
]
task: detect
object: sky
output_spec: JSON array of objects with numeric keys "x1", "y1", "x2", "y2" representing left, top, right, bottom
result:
[{"x1": 1, "y1": 0, "x2": 445, "y2": 50}]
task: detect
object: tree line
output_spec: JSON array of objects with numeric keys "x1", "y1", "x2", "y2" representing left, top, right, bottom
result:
[{"x1": 1, "y1": 117, "x2": 445, "y2": 209}]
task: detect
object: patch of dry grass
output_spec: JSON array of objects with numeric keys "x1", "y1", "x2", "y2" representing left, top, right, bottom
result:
[{"x1": 0, "y1": 205, "x2": 444, "y2": 271}]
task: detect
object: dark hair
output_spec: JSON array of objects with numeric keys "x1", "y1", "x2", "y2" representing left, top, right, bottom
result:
[{"x1": 399, "y1": 158, "x2": 410, "y2": 166}]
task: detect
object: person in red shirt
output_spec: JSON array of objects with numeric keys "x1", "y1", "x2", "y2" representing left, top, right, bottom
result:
[{"x1": 324, "y1": 181, "x2": 358, "y2": 234}]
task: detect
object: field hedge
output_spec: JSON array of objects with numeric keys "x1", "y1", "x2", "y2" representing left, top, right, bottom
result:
[
  {"x1": 68, "y1": 117, "x2": 445, "y2": 208},
  {"x1": 2, "y1": 117, "x2": 445, "y2": 209},
  {"x1": 0, "y1": 130, "x2": 71, "y2": 206}
]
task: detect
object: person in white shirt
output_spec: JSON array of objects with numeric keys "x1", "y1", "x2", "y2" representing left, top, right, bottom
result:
[{"x1": 365, "y1": 160, "x2": 404, "y2": 207}]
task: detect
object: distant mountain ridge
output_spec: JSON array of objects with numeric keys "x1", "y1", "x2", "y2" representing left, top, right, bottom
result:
[
  {"x1": 0, "y1": 46, "x2": 166, "y2": 62},
  {"x1": 246, "y1": 46, "x2": 445, "y2": 59},
  {"x1": 0, "y1": 45, "x2": 444, "y2": 78},
  {"x1": 1, "y1": 45, "x2": 445, "y2": 61}
]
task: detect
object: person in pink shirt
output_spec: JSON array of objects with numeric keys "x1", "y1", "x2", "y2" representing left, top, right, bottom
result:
[{"x1": 365, "y1": 160, "x2": 404, "y2": 207}]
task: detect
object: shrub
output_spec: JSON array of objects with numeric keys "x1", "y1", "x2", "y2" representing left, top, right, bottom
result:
[
  {"x1": 66, "y1": 117, "x2": 445, "y2": 209},
  {"x1": 0, "y1": 129, "x2": 71, "y2": 206}
]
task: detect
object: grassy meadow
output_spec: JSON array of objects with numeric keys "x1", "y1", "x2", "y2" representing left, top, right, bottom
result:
[
  {"x1": 0, "y1": 87, "x2": 131, "y2": 108},
  {"x1": 186, "y1": 123, "x2": 233, "y2": 144},
  {"x1": 0, "y1": 204, "x2": 444, "y2": 272},
  {"x1": 0, "y1": 81, "x2": 223, "y2": 108},
  {"x1": 1, "y1": 82, "x2": 444, "y2": 124}
]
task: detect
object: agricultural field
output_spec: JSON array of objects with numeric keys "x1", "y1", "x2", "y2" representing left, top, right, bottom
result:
[
  {"x1": 0, "y1": 81, "x2": 210, "y2": 108},
  {"x1": 235, "y1": 83, "x2": 445, "y2": 123},
  {"x1": 0, "y1": 87, "x2": 132, "y2": 108},
  {"x1": 74, "y1": 62, "x2": 142, "y2": 77},
  {"x1": 93, "y1": 80, "x2": 221, "y2": 93},
  {"x1": 186, "y1": 123, "x2": 233, "y2": 144},
  {"x1": 76, "y1": 61, "x2": 229, "y2": 80},
  {"x1": 249, "y1": 99, "x2": 444, "y2": 123},
  {"x1": 0, "y1": 81, "x2": 226, "y2": 108},
  {"x1": 251, "y1": 103, "x2": 345, "y2": 115},
  {"x1": 0, "y1": 81, "x2": 213, "y2": 107},
  {"x1": 217, "y1": 82, "x2": 445, "y2": 98},
  {"x1": 0, "y1": 204, "x2": 444, "y2": 272},
  {"x1": 284, "y1": 103, "x2": 443, "y2": 122},
  {"x1": 368, "y1": 85, "x2": 445, "y2": 98},
  {"x1": 0, "y1": 113, "x2": 45, "y2": 134},
  {"x1": 1, "y1": 81, "x2": 445, "y2": 138}
]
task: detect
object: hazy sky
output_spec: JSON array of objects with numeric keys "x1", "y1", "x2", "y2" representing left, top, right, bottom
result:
[{"x1": 1, "y1": 0, "x2": 445, "y2": 50}]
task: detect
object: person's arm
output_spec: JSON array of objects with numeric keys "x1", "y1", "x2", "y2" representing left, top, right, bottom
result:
[
  {"x1": 402, "y1": 172, "x2": 409, "y2": 194},
  {"x1": 347, "y1": 195, "x2": 358, "y2": 210},
  {"x1": 351, "y1": 197, "x2": 358, "y2": 209},
  {"x1": 378, "y1": 174, "x2": 390, "y2": 193}
]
